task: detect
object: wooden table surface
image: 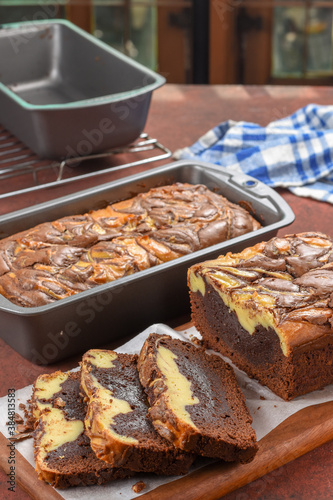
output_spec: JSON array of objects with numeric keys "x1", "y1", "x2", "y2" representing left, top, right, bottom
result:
[{"x1": 1, "y1": 84, "x2": 333, "y2": 499}]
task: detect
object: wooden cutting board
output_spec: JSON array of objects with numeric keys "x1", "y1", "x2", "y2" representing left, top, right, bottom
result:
[
  {"x1": 1, "y1": 320, "x2": 333, "y2": 500},
  {"x1": 0, "y1": 400, "x2": 333, "y2": 500}
]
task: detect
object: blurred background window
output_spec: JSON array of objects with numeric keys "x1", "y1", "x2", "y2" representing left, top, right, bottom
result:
[
  {"x1": 1, "y1": 1, "x2": 333, "y2": 85},
  {"x1": 93, "y1": 2, "x2": 157, "y2": 71},
  {"x1": 272, "y1": 6, "x2": 333, "y2": 78},
  {"x1": 0, "y1": 1, "x2": 66, "y2": 23},
  {"x1": 0, "y1": 0, "x2": 204, "y2": 84}
]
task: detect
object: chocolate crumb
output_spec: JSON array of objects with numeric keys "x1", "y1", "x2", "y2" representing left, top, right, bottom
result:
[
  {"x1": 189, "y1": 334, "x2": 203, "y2": 346},
  {"x1": 11, "y1": 431, "x2": 34, "y2": 442},
  {"x1": 259, "y1": 396, "x2": 266, "y2": 400},
  {"x1": 10, "y1": 400, "x2": 36, "y2": 441},
  {"x1": 132, "y1": 480, "x2": 146, "y2": 493},
  {"x1": 54, "y1": 397, "x2": 66, "y2": 408},
  {"x1": 16, "y1": 423, "x2": 31, "y2": 434},
  {"x1": 14, "y1": 413, "x2": 24, "y2": 424},
  {"x1": 12, "y1": 412, "x2": 36, "y2": 441}
]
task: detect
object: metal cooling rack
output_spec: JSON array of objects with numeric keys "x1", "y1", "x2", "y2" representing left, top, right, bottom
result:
[{"x1": 0, "y1": 128, "x2": 172, "y2": 200}]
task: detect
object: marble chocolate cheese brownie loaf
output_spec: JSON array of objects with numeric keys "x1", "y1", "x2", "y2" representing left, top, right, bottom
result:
[
  {"x1": 188, "y1": 232, "x2": 333, "y2": 401},
  {"x1": 32, "y1": 370, "x2": 133, "y2": 488},
  {"x1": 138, "y1": 333, "x2": 258, "y2": 463},
  {"x1": 0, "y1": 183, "x2": 260, "y2": 307},
  {"x1": 80, "y1": 349, "x2": 196, "y2": 474}
]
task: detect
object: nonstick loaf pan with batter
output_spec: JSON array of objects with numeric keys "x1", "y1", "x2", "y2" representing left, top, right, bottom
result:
[{"x1": 0, "y1": 160, "x2": 295, "y2": 364}]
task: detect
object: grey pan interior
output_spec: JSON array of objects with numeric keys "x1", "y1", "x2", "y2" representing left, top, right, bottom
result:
[{"x1": 0, "y1": 19, "x2": 165, "y2": 158}]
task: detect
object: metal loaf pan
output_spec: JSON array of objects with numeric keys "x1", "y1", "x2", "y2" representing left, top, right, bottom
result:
[
  {"x1": 0, "y1": 20, "x2": 165, "y2": 159},
  {"x1": 0, "y1": 160, "x2": 295, "y2": 364}
]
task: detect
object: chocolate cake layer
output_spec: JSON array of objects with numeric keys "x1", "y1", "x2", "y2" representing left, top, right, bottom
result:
[
  {"x1": 188, "y1": 232, "x2": 333, "y2": 400},
  {"x1": 138, "y1": 334, "x2": 258, "y2": 462},
  {"x1": 32, "y1": 370, "x2": 133, "y2": 488},
  {"x1": 81, "y1": 349, "x2": 195, "y2": 474},
  {"x1": 0, "y1": 183, "x2": 260, "y2": 307}
]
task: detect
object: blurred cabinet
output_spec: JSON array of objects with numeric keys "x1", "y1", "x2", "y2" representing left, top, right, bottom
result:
[
  {"x1": 271, "y1": 5, "x2": 333, "y2": 83},
  {"x1": 209, "y1": 0, "x2": 333, "y2": 85},
  {"x1": 90, "y1": 1, "x2": 208, "y2": 84}
]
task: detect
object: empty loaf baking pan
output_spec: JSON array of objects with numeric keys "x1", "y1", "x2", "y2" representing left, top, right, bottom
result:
[
  {"x1": 0, "y1": 160, "x2": 295, "y2": 364},
  {"x1": 0, "y1": 19, "x2": 165, "y2": 159}
]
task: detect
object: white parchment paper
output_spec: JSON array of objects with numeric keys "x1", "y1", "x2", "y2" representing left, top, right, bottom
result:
[{"x1": 1, "y1": 323, "x2": 332, "y2": 499}]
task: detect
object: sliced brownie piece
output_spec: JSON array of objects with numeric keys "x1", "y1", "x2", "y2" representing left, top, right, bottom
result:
[
  {"x1": 138, "y1": 334, "x2": 258, "y2": 463},
  {"x1": 32, "y1": 370, "x2": 132, "y2": 488},
  {"x1": 81, "y1": 349, "x2": 195, "y2": 475}
]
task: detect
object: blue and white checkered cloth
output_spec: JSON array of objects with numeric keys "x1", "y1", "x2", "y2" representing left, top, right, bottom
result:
[{"x1": 174, "y1": 104, "x2": 333, "y2": 204}]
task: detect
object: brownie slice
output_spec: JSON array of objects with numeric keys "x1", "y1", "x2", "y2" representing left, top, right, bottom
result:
[
  {"x1": 80, "y1": 349, "x2": 195, "y2": 474},
  {"x1": 188, "y1": 232, "x2": 333, "y2": 400},
  {"x1": 138, "y1": 333, "x2": 258, "y2": 463},
  {"x1": 32, "y1": 370, "x2": 133, "y2": 488}
]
